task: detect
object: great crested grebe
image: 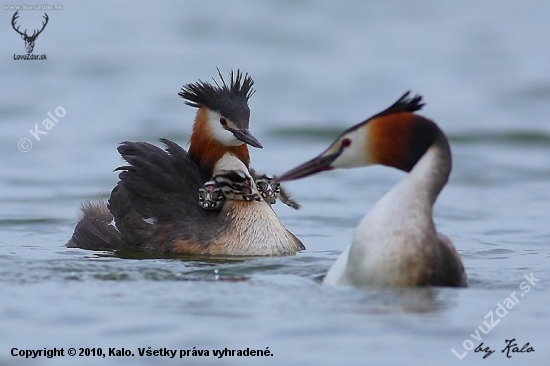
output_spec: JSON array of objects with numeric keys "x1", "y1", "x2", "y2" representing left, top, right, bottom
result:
[
  {"x1": 277, "y1": 92, "x2": 467, "y2": 287},
  {"x1": 67, "y1": 70, "x2": 304, "y2": 255}
]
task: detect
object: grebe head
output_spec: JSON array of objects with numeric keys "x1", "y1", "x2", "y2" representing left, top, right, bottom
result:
[
  {"x1": 255, "y1": 174, "x2": 281, "y2": 204},
  {"x1": 179, "y1": 69, "x2": 262, "y2": 148},
  {"x1": 277, "y1": 92, "x2": 445, "y2": 182},
  {"x1": 198, "y1": 181, "x2": 225, "y2": 210}
]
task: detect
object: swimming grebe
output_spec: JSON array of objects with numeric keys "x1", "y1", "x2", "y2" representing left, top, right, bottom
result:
[
  {"x1": 277, "y1": 92, "x2": 467, "y2": 287},
  {"x1": 67, "y1": 70, "x2": 304, "y2": 255}
]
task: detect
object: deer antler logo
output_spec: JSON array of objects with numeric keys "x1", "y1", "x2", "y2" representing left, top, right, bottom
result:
[{"x1": 11, "y1": 11, "x2": 49, "y2": 54}]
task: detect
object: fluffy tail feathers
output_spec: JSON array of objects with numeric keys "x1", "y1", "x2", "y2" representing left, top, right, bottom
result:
[{"x1": 66, "y1": 201, "x2": 125, "y2": 250}]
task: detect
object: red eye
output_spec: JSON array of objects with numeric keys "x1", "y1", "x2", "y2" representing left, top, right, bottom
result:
[
  {"x1": 342, "y1": 138, "x2": 352, "y2": 147},
  {"x1": 219, "y1": 118, "x2": 227, "y2": 126}
]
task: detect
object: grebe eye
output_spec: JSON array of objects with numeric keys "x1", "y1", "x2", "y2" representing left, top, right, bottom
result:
[
  {"x1": 342, "y1": 138, "x2": 352, "y2": 147},
  {"x1": 219, "y1": 117, "x2": 227, "y2": 126}
]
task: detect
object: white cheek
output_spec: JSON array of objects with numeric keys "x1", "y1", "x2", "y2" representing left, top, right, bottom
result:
[
  {"x1": 332, "y1": 148, "x2": 366, "y2": 168},
  {"x1": 212, "y1": 124, "x2": 243, "y2": 146},
  {"x1": 207, "y1": 110, "x2": 244, "y2": 146},
  {"x1": 331, "y1": 131, "x2": 374, "y2": 168}
]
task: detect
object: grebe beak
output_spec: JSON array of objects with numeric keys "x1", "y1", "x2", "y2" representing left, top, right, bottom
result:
[
  {"x1": 277, "y1": 150, "x2": 340, "y2": 182},
  {"x1": 230, "y1": 128, "x2": 263, "y2": 149}
]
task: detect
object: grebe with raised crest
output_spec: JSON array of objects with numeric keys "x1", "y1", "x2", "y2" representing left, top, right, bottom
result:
[
  {"x1": 67, "y1": 70, "x2": 303, "y2": 256},
  {"x1": 277, "y1": 92, "x2": 467, "y2": 287}
]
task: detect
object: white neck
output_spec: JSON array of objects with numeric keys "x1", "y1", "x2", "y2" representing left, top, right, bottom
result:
[
  {"x1": 405, "y1": 138, "x2": 451, "y2": 206},
  {"x1": 214, "y1": 153, "x2": 250, "y2": 174}
]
